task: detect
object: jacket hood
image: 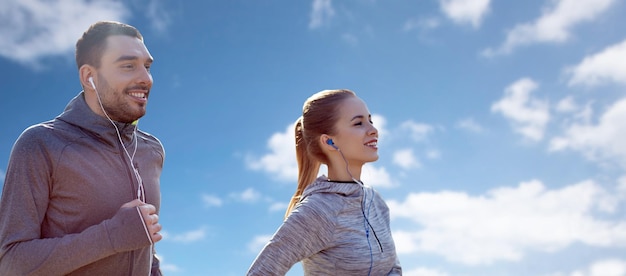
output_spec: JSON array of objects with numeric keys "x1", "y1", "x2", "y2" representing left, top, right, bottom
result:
[
  {"x1": 301, "y1": 176, "x2": 363, "y2": 199},
  {"x1": 56, "y1": 91, "x2": 136, "y2": 148}
]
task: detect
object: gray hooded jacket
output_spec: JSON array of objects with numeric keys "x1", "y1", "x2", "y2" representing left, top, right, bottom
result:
[
  {"x1": 247, "y1": 176, "x2": 402, "y2": 275},
  {"x1": 0, "y1": 92, "x2": 164, "y2": 275}
]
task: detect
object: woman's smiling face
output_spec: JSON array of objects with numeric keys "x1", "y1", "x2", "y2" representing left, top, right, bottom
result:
[{"x1": 331, "y1": 96, "x2": 379, "y2": 166}]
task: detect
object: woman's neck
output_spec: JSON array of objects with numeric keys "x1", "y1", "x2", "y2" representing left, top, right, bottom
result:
[{"x1": 327, "y1": 163, "x2": 362, "y2": 182}]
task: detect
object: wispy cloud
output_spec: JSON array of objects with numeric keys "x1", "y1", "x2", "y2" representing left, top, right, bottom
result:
[
  {"x1": 404, "y1": 267, "x2": 450, "y2": 276},
  {"x1": 309, "y1": 0, "x2": 335, "y2": 29},
  {"x1": 555, "y1": 96, "x2": 579, "y2": 113},
  {"x1": 482, "y1": 0, "x2": 617, "y2": 57},
  {"x1": 144, "y1": 0, "x2": 173, "y2": 33},
  {"x1": 163, "y1": 227, "x2": 207, "y2": 244},
  {"x1": 550, "y1": 97, "x2": 626, "y2": 168},
  {"x1": 565, "y1": 39, "x2": 626, "y2": 87},
  {"x1": 155, "y1": 254, "x2": 181, "y2": 273},
  {"x1": 389, "y1": 179, "x2": 626, "y2": 265},
  {"x1": 247, "y1": 234, "x2": 272, "y2": 253},
  {"x1": 403, "y1": 17, "x2": 441, "y2": 32},
  {"x1": 0, "y1": 0, "x2": 129, "y2": 68},
  {"x1": 201, "y1": 194, "x2": 223, "y2": 208},
  {"x1": 0, "y1": 0, "x2": 173, "y2": 69},
  {"x1": 566, "y1": 258, "x2": 626, "y2": 276},
  {"x1": 245, "y1": 123, "x2": 297, "y2": 182},
  {"x1": 456, "y1": 117, "x2": 484, "y2": 133},
  {"x1": 400, "y1": 121, "x2": 435, "y2": 143},
  {"x1": 362, "y1": 163, "x2": 395, "y2": 188},
  {"x1": 229, "y1": 188, "x2": 263, "y2": 203},
  {"x1": 491, "y1": 78, "x2": 550, "y2": 141},
  {"x1": 393, "y1": 148, "x2": 422, "y2": 170},
  {"x1": 438, "y1": 0, "x2": 491, "y2": 28}
]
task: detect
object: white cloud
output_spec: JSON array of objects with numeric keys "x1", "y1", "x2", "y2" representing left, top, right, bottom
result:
[
  {"x1": 201, "y1": 194, "x2": 223, "y2": 207},
  {"x1": 156, "y1": 254, "x2": 181, "y2": 273},
  {"x1": 0, "y1": 0, "x2": 129, "y2": 68},
  {"x1": 372, "y1": 114, "x2": 388, "y2": 145},
  {"x1": 246, "y1": 123, "x2": 297, "y2": 182},
  {"x1": 549, "y1": 97, "x2": 626, "y2": 167},
  {"x1": 482, "y1": 0, "x2": 617, "y2": 57},
  {"x1": 619, "y1": 176, "x2": 626, "y2": 199},
  {"x1": 400, "y1": 121, "x2": 434, "y2": 143},
  {"x1": 269, "y1": 202, "x2": 288, "y2": 212},
  {"x1": 566, "y1": 39, "x2": 626, "y2": 87},
  {"x1": 230, "y1": 187, "x2": 262, "y2": 203},
  {"x1": 0, "y1": 0, "x2": 172, "y2": 68},
  {"x1": 393, "y1": 148, "x2": 422, "y2": 170},
  {"x1": 362, "y1": 163, "x2": 395, "y2": 188},
  {"x1": 309, "y1": 0, "x2": 335, "y2": 29},
  {"x1": 403, "y1": 17, "x2": 441, "y2": 32},
  {"x1": 568, "y1": 259, "x2": 626, "y2": 276},
  {"x1": 426, "y1": 149, "x2": 441, "y2": 160},
  {"x1": 404, "y1": 267, "x2": 450, "y2": 276},
  {"x1": 456, "y1": 117, "x2": 484, "y2": 133},
  {"x1": 144, "y1": 0, "x2": 172, "y2": 33},
  {"x1": 163, "y1": 227, "x2": 207, "y2": 244},
  {"x1": 387, "y1": 179, "x2": 626, "y2": 265},
  {"x1": 248, "y1": 234, "x2": 272, "y2": 253},
  {"x1": 491, "y1": 78, "x2": 550, "y2": 141},
  {"x1": 556, "y1": 96, "x2": 579, "y2": 113},
  {"x1": 438, "y1": 0, "x2": 491, "y2": 28}
]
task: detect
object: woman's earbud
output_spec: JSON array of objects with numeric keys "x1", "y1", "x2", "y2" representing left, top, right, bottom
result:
[{"x1": 327, "y1": 139, "x2": 339, "y2": 150}]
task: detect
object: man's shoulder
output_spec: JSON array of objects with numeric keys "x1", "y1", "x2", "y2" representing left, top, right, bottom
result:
[{"x1": 137, "y1": 129, "x2": 165, "y2": 156}]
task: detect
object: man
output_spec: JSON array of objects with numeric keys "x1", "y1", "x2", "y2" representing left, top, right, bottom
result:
[{"x1": 0, "y1": 21, "x2": 164, "y2": 275}]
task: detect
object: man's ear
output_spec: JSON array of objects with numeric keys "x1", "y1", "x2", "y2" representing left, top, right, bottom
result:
[{"x1": 79, "y1": 65, "x2": 95, "y2": 90}]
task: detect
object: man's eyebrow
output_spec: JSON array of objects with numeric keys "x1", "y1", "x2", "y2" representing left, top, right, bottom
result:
[{"x1": 114, "y1": 55, "x2": 154, "y2": 63}]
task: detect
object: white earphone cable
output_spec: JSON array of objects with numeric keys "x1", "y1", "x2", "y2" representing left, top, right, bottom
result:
[{"x1": 91, "y1": 82, "x2": 152, "y2": 275}]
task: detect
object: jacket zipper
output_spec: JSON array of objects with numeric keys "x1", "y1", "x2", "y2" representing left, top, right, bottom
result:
[{"x1": 119, "y1": 141, "x2": 138, "y2": 274}]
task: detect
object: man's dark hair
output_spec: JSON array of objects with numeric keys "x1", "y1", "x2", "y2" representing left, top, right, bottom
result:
[{"x1": 75, "y1": 21, "x2": 143, "y2": 69}]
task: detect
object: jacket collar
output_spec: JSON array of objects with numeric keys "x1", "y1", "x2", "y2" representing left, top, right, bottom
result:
[
  {"x1": 302, "y1": 175, "x2": 363, "y2": 198},
  {"x1": 56, "y1": 91, "x2": 136, "y2": 148}
]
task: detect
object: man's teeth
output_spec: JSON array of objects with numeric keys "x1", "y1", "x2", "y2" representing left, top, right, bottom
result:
[
  {"x1": 130, "y1": 93, "x2": 145, "y2": 98},
  {"x1": 366, "y1": 141, "x2": 377, "y2": 147}
]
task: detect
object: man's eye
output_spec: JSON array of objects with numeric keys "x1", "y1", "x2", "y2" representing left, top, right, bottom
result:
[{"x1": 145, "y1": 65, "x2": 151, "y2": 72}]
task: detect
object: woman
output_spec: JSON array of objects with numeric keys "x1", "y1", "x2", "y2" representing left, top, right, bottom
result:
[{"x1": 247, "y1": 89, "x2": 402, "y2": 275}]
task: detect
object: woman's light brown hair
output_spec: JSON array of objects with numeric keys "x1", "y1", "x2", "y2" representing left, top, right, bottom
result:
[{"x1": 285, "y1": 89, "x2": 357, "y2": 218}]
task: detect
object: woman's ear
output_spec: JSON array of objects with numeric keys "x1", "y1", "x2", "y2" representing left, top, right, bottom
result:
[{"x1": 320, "y1": 135, "x2": 338, "y2": 150}]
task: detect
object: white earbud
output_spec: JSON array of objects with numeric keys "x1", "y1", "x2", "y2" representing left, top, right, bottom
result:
[{"x1": 88, "y1": 77, "x2": 95, "y2": 89}]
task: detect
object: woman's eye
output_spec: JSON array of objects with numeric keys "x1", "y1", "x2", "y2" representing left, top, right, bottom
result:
[{"x1": 354, "y1": 122, "x2": 363, "y2": 126}]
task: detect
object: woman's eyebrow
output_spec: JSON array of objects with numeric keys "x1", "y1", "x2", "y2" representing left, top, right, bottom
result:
[{"x1": 350, "y1": 115, "x2": 365, "y2": 121}]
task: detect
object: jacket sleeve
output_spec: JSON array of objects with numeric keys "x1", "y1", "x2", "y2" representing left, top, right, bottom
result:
[
  {"x1": 246, "y1": 197, "x2": 336, "y2": 276},
  {"x1": 0, "y1": 129, "x2": 152, "y2": 275}
]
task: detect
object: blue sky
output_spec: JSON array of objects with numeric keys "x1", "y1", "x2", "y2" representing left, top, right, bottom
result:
[{"x1": 1, "y1": 0, "x2": 626, "y2": 275}]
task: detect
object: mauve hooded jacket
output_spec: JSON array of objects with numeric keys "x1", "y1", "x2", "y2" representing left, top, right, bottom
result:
[{"x1": 0, "y1": 92, "x2": 164, "y2": 275}]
